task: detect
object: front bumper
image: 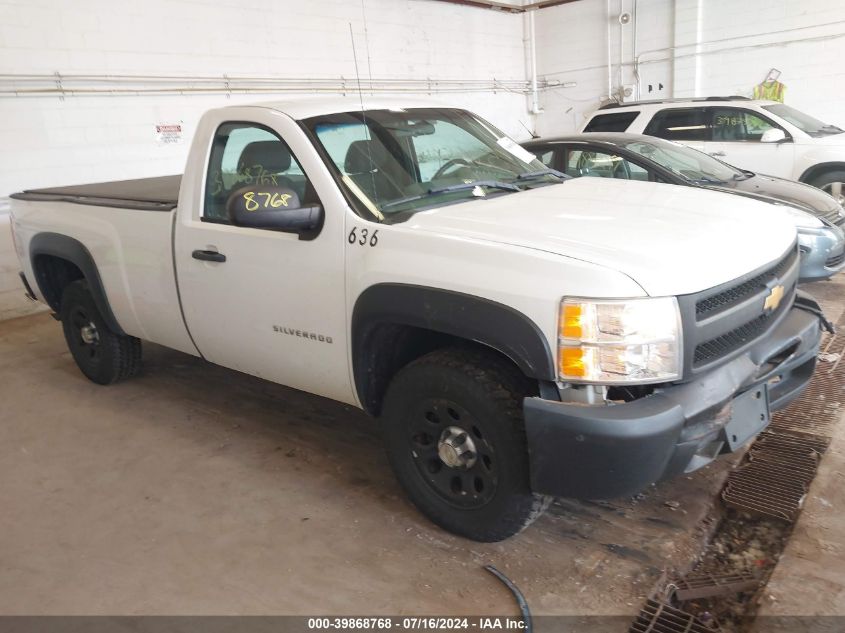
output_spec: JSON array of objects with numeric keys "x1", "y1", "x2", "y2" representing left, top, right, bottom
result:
[
  {"x1": 798, "y1": 227, "x2": 845, "y2": 282},
  {"x1": 523, "y1": 298, "x2": 824, "y2": 499}
]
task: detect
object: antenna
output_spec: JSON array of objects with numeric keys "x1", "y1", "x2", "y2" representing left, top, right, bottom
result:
[
  {"x1": 349, "y1": 23, "x2": 367, "y2": 115},
  {"x1": 518, "y1": 119, "x2": 539, "y2": 139},
  {"x1": 360, "y1": 0, "x2": 374, "y2": 94},
  {"x1": 348, "y1": 22, "x2": 383, "y2": 220}
]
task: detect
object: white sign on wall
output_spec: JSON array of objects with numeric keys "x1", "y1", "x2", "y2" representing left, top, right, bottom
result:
[{"x1": 155, "y1": 122, "x2": 183, "y2": 145}]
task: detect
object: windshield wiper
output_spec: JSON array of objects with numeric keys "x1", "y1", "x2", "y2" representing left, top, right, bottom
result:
[
  {"x1": 691, "y1": 176, "x2": 728, "y2": 185},
  {"x1": 429, "y1": 180, "x2": 521, "y2": 194},
  {"x1": 516, "y1": 168, "x2": 569, "y2": 181},
  {"x1": 821, "y1": 125, "x2": 844, "y2": 134},
  {"x1": 379, "y1": 180, "x2": 520, "y2": 211}
]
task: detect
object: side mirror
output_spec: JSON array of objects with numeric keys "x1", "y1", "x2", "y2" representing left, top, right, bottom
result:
[
  {"x1": 226, "y1": 185, "x2": 322, "y2": 233},
  {"x1": 761, "y1": 128, "x2": 787, "y2": 143}
]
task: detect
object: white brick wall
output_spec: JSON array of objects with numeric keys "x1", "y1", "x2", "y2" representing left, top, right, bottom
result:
[
  {"x1": 0, "y1": 0, "x2": 532, "y2": 318},
  {"x1": 0, "y1": 0, "x2": 531, "y2": 198},
  {"x1": 534, "y1": 0, "x2": 845, "y2": 136}
]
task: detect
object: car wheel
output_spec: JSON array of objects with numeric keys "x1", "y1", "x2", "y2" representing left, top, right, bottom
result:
[
  {"x1": 810, "y1": 170, "x2": 845, "y2": 205},
  {"x1": 381, "y1": 347, "x2": 551, "y2": 542},
  {"x1": 60, "y1": 279, "x2": 142, "y2": 385}
]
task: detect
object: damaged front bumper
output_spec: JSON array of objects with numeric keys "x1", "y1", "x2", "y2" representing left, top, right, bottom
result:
[{"x1": 523, "y1": 295, "x2": 825, "y2": 500}]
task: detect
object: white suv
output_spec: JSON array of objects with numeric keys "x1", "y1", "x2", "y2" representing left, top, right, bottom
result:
[{"x1": 581, "y1": 97, "x2": 845, "y2": 203}]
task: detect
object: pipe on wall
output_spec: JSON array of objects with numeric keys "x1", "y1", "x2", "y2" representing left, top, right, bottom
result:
[
  {"x1": 632, "y1": 16, "x2": 845, "y2": 92},
  {"x1": 0, "y1": 73, "x2": 537, "y2": 98},
  {"x1": 528, "y1": 10, "x2": 541, "y2": 114},
  {"x1": 426, "y1": 0, "x2": 582, "y2": 12},
  {"x1": 606, "y1": 0, "x2": 613, "y2": 98},
  {"x1": 618, "y1": 0, "x2": 624, "y2": 93},
  {"x1": 632, "y1": 0, "x2": 638, "y2": 99}
]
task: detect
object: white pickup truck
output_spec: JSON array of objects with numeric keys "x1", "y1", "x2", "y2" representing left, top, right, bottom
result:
[{"x1": 10, "y1": 98, "x2": 827, "y2": 542}]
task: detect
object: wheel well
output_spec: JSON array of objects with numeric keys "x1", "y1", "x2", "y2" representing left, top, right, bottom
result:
[
  {"x1": 29, "y1": 232, "x2": 125, "y2": 334},
  {"x1": 357, "y1": 323, "x2": 534, "y2": 416},
  {"x1": 32, "y1": 254, "x2": 84, "y2": 312},
  {"x1": 799, "y1": 162, "x2": 845, "y2": 184}
]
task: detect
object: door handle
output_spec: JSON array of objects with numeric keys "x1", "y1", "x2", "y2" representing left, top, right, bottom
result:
[
  {"x1": 192, "y1": 249, "x2": 226, "y2": 263},
  {"x1": 709, "y1": 151, "x2": 726, "y2": 157}
]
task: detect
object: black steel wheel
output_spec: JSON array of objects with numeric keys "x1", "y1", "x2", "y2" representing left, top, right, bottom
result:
[
  {"x1": 60, "y1": 280, "x2": 141, "y2": 385},
  {"x1": 381, "y1": 347, "x2": 551, "y2": 542},
  {"x1": 408, "y1": 397, "x2": 498, "y2": 509}
]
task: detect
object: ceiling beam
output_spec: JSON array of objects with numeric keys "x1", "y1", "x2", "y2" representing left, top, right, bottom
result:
[{"x1": 426, "y1": 0, "x2": 582, "y2": 13}]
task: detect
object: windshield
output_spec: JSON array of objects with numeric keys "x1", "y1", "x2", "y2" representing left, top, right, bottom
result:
[
  {"x1": 620, "y1": 137, "x2": 744, "y2": 183},
  {"x1": 304, "y1": 108, "x2": 559, "y2": 217},
  {"x1": 762, "y1": 103, "x2": 843, "y2": 137}
]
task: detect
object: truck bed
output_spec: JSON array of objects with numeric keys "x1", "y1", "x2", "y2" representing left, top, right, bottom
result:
[{"x1": 11, "y1": 175, "x2": 181, "y2": 212}]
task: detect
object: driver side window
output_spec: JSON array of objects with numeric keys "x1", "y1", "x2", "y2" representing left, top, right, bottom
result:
[
  {"x1": 204, "y1": 122, "x2": 315, "y2": 223},
  {"x1": 564, "y1": 149, "x2": 649, "y2": 181},
  {"x1": 711, "y1": 108, "x2": 779, "y2": 142}
]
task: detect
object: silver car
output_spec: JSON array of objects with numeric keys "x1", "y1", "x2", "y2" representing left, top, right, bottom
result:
[{"x1": 523, "y1": 132, "x2": 845, "y2": 282}]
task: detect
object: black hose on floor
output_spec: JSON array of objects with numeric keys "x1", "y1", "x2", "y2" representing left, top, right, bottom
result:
[{"x1": 483, "y1": 564, "x2": 532, "y2": 633}]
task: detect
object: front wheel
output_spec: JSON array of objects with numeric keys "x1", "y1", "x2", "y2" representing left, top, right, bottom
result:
[
  {"x1": 381, "y1": 348, "x2": 550, "y2": 542},
  {"x1": 809, "y1": 170, "x2": 845, "y2": 205},
  {"x1": 60, "y1": 279, "x2": 142, "y2": 385}
]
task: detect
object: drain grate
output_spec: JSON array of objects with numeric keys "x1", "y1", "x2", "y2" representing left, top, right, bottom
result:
[
  {"x1": 753, "y1": 430, "x2": 829, "y2": 455},
  {"x1": 672, "y1": 571, "x2": 761, "y2": 601},
  {"x1": 768, "y1": 329, "x2": 845, "y2": 440},
  {"x1": 720, "y1": 319, "x2": 845, "y2": 521},
  {"x1": 747, "y1": 433, "x2": 823, "y2": 477},
  {"x1": 629, "y1": 599, "x2": 720, "y2": 632},
  {"x1": 630, "y1": 306, "x2": 845, "y2": 632},
  {"x1": 722, "y1": 460, "x2": 810, "y2": 521}
]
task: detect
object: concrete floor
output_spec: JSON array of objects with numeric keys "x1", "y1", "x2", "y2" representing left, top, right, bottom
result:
[
  {"x1": 755, "y1": 375, "x2": 845, "y2": 621},
  {"x1": 755, "y1": 410, "x2": 845, "y2": 619},
  {"x1": 0, "y1": 313, "x2": 735, "y2": 618}
]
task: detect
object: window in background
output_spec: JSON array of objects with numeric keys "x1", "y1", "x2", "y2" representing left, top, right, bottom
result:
[
  {"x1": 644, "y1": 108, "x2": 709, "y2": 141},
  {"x1": 583, "y1": 111, "x2": 640, "y2": 133}
]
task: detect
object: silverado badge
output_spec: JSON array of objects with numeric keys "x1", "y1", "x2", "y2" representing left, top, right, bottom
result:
[{"x1": 763, "y1": 284, "x2": 785, "y2": 312}]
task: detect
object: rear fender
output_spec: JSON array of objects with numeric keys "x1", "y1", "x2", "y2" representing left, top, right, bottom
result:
[{"x1": 29, "y1": 232, "x2": 124, "y2": 334}]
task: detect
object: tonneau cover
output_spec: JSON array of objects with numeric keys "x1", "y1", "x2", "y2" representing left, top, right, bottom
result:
[{"x1": 11, "y1": 175, "x2": 182, "y2": 211}]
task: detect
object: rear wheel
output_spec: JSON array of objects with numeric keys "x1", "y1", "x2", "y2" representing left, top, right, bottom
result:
[
  {"x1": 809, "y1": 170, "x2": 845, "y2": 205},
  {"x1": 381, "y1": 347, "x2": 550, "y2": 542},
  {"x1": 60, "y1": 280, "x2": 142, "y2": 385}
]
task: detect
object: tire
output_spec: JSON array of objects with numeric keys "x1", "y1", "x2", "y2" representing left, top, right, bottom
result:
[
  {"x1": 809, "y1": 170, "x2": 845, "y2": 205},
  {"x1": 59, "y1": 279, "x2": 142, "y2": 385},
  {"x1": 381, "y1": 347, "x2": 551, "y2": 542}
]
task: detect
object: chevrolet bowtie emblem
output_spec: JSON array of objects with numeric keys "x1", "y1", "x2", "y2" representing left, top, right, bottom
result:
[{"x1": 763, "y1": 284, "x2": 785, "y2": 312}]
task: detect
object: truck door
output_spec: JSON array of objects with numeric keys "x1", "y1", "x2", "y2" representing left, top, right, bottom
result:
[{"x1": 173, "y1": 107, "x2": 356, "y2": 405}]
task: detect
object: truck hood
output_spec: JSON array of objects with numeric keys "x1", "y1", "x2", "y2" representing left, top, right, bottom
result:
[{"x1": 407, "y1": 178, "x2": 797, "y2": 297}]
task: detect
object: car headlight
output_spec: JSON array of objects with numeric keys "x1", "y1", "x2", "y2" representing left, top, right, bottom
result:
[{"x1": 558, "y1": 297, "x2": 682, "y2": 384}]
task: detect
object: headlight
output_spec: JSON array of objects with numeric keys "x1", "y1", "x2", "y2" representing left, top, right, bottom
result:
[{"x1": 558, "y1": 297, "x2": 682, "y2": 384}]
